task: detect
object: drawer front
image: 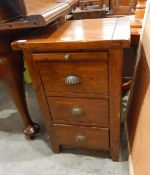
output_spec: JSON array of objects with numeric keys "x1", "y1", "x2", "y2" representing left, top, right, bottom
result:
[
  {"x1": 48, "y1": 97, "x2": 109, "y2": 126},
  {"x1": 52, "y1": 125, "x2": 109, "y2": 150},
  {"x1": 33, "y1": 52, "x2": 108, "y2": 62},
  {"x1": 37, "y1": 61, "x2": 108, "y2": 94}
]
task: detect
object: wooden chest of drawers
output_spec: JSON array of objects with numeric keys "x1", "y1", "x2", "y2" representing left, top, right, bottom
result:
[{"x1": 12, "y1": 17, "x2": 130, "y2": 161}]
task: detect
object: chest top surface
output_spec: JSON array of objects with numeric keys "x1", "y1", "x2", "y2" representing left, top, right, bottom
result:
[{"x1": 12, "y1": 17, "x2": 130, "y2": 51}]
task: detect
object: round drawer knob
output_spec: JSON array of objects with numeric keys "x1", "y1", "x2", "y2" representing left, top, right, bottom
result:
[
  {"x1": 75, "y1": 134, "x2": 87, "y2": 143},
  {"x1": 64, "y1": 54, "x2": 71, "y2": 61},
  {"x1": 71, "y1": 107, "x2": 84, "y2": 117},
  {"x1": 64, "y1": 75, "x2": 81, "y2": 85}
]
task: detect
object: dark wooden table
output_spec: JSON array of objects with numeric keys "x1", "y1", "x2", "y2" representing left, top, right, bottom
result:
[{"x1": 0, "y1": 0, "x2": 78, "y2": 139}]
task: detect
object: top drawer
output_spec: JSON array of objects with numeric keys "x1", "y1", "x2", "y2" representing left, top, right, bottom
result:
[
  {"x1": 32, "y1": 51, "x2": 108, "y2": 62},
  {"x1": 36, "y1": 51, "x2": 108, "y2": 96}
]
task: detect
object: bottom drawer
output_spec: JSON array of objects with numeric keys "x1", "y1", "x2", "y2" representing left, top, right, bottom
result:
[{"x1": 51, "y1": 125, "x2": 109, "y2": 150}]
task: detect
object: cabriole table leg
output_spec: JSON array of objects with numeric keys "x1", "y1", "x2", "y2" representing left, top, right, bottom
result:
[{"x1": 0, "y1": 50, "x2": 40, "y2": 139}]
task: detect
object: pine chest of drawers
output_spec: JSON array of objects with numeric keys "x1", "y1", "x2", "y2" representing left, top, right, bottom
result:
[{"x1": 12, "y1": 17, "x2": 130, "y2": 161}]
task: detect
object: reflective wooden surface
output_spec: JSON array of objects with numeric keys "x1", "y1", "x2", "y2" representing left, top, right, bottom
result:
[
  {"x1": 0, "y1": 0, "x2": 78, "y2": 30},
  {"x1": 13, "y1": 17, "x2": 130, "y2": 50}
]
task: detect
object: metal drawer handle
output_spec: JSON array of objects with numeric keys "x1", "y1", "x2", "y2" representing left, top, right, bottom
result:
[
  {"x1": 71, "y1": 107, "x2": 84, "y2": 117},
  {"x1": 75, "y1": 134, "x2": 87, "y2": 143},
  {"x1": 64, "y1": 54, "x2": 71, "y2": 61},
  {"x1": 64, "y1": 75, "x2": 81, "y2": 85}
]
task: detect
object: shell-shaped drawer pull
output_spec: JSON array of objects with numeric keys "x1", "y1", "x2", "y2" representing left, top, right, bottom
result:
[
  {"x1": 71, "y1": 107, "x2": 84, "y2": 117},
  {"x1": 75, "y1": 134, "x2": 87, "y2": 143},
  {"x1": 64, "y1": 54, "x2": 71, "y2": 61},
  {"x1": 64, "y1": 75, "x2": 81, "y2": 85}
]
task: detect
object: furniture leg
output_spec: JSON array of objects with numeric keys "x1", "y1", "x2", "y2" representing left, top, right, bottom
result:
[
  {"x1": 0, "y1": 51, "x2": 40, "y2": 139},
  {"x1": 52, "y1": 143, "x2": 60, "y2": 153}
]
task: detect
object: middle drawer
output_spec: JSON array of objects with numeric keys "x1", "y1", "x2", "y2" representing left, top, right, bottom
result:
[{"x1": 48, "y1": 97, "x2": 109, "y2": 127}]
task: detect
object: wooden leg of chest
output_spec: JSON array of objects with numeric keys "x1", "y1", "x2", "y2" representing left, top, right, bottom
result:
[
  {"x1": 48, "y1": 127, "x2": 60, "y2": 153},
  {"x1": 0, "y1": 51, "x2": 40, "y2": 139},
  {"x1": 51, "y1": 142, "x2": 60, "y2": 153},
  {"x1": 109, "y1": 48, "x2": 123, "y2": 161}
]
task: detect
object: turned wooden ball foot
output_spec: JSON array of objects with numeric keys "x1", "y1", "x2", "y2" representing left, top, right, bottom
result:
[{"x1": 24, "y1": 123, "x2": 40, "y2": 140}]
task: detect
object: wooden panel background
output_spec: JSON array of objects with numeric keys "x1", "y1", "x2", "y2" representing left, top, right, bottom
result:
[{"x1": 126, "y1": 1, "x2": 150, "y2": 175}]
